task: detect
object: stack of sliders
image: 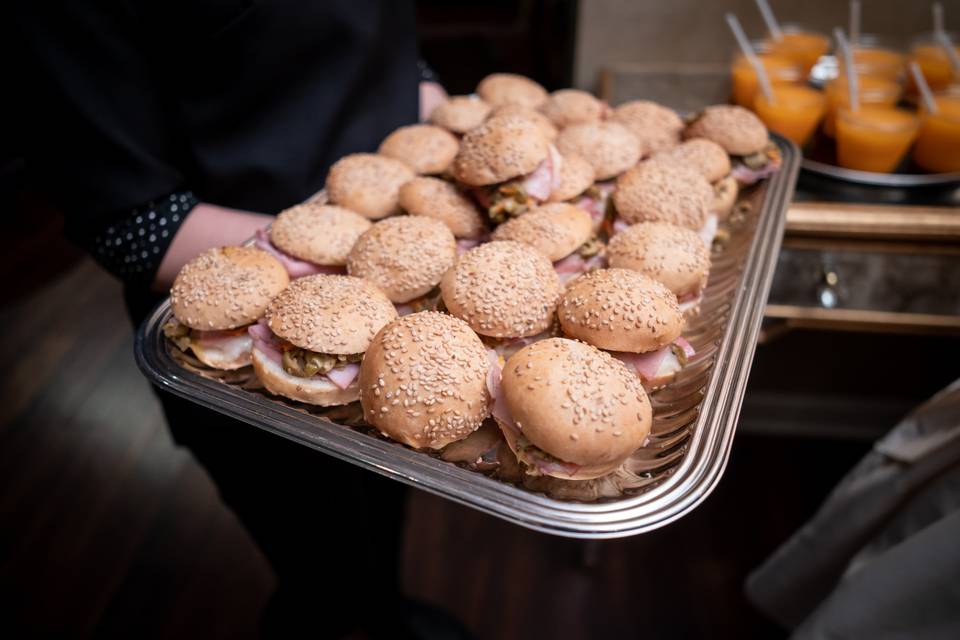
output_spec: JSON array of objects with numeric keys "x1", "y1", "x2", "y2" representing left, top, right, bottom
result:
[{"x1": 164, "y1": 72, "x2": 782, "y2": 481}]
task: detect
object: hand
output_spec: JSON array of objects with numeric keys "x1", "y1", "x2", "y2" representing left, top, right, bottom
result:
[
  {"x1": 419, "y1": 81, "x2": 448, "y2": 122},
  {"x1": 151, "y1": 203, "x2": 273, "y2": 291}
]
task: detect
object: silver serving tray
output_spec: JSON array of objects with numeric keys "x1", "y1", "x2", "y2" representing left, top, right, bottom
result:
[
  {"x1": 135, "y1": 134, "x2": 800, "y2": 539},
  {"x1": 801, "y1": 157, "x2": 960, "y2": 187}
]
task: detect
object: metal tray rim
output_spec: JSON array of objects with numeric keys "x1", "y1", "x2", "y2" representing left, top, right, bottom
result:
[{"x1": 134, "y1": 134, "x2": 800, "y2": 539}]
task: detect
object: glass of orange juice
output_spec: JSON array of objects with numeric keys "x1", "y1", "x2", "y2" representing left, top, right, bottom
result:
[
  {"x1": 730, "y1": 44, "x2": 803, "y2": 108},
  {"x1": 766, "y1": 26, "x2": 831, "y2": 74},
  {"x1": 835, "y1": 106, "x2": 920, "y2": 173},
  {"x1": 852, "y1": 36, "x2": 906, "y2": 82},
  {"x1": 912, "y1": 92, "x2": 960, "y2": 173},
  {"x1": 909, "y1": 33, "x2": 960, "y2": 93},
  {"x1": 753, "y1": 85, "x2": 826, "y2": 147},
  {"x1": 822, "y1": 75, "x2": 901, "y2": 137}
]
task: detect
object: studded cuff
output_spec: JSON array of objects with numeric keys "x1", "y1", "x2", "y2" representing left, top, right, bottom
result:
[{"x1": 91, "y1": 191, "x2": 198, "y2": 284}]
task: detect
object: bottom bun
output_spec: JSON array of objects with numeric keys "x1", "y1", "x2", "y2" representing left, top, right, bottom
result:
[
  {"x1": 252, "y1": 348, "x2": 359, "y2": 406},
  {"x1": 493, "y1": 416, "x2": 628, "y2": 481}
]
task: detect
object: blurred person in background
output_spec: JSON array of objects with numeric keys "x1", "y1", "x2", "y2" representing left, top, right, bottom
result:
[{"x1": 12, "y1": 2, "x2": 458, "y2": 638}]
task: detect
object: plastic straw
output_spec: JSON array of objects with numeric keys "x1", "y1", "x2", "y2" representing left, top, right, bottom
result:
[
  {"x1": 934, "y1": 30, "x2": 960, "y2": 73},
  {"x1": 933, "y1": 3, "x2": 944, "y2": 35},
  {"x1": 726, "y1": 13, "x2": 775, "y2": 103},
  {"x1": 849, "y1": 1, "x2": 861, "y2": 46},
  {"x1": 755, "y1": 0, "x2": 783, "y2": 40},
  {"x1": 910, "y1": 62, "x2": 939, "y2": 114},
  {"x1": 834, "y1": 28, "x2": 859, "y2": 112}
]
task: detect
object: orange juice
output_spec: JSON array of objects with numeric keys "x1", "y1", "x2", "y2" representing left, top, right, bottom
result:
[
  {"x1": 730, "y1": 52, "x2": 803, "y2": 107},
  {"x1": 853, "y1": 45, "x2": 905, "y2": 82},
  {"x1": 766, "y1": 30, "x2": 831, "y2": 73},
  {"x1": 912, "y1": 94, "x2": 960, "y2": 172},
  {"x1": 835, "y1": 107, "x2": 920, "y2": 172},
  {"x1": 753, "y1": 85, "x2": 826, "y2": 147},
  {"x1": 909, "y1": 42, "x2": 960, "y2": 92},
  {"x1": 822, "y1": 75, "x2": 901, "y2": 137}
]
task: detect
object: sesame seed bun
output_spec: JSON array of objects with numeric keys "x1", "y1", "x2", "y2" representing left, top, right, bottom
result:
[
  {"x1": 684, "y1": 105, "x2": 769, "y2": 156},
  {"x1": 491, "y1": 105, "x2": 559, "y2": 141},
  {"x1": 452, "y1": 115, "x2": 549, "y2": 186},
  {"x1": 557, "y1": 269, "x2": 682, "y2": 353},
  {"x1": 265, "y1": 274, "x2": 396, "y2": 354},
  {"x1": 613, "y1": 161, "x2": 712, "y2": 229},
  {"x1": 477, "y1": 73, "x2": 548, "y2": 109},
  {"x1": 610, "y1": 100, "x2": 684, "y2": 155},
  {"x1": 556, "y1": 121, "x2": 641, "y2": 181},
  {"x1": 651, "y1": 138, "x2": 731, "y2": 183},
  {"x1": 398, "y1": 177, "x2": 487, "y2": 239},
  {"x1": 252, "y1": 348, "x2": 361, "y2": 406},
  {"x1": 607, "y1": 222, "x2": 709, "y2": 298},
  {"x1": 498, "y1": 338, "x2": 651, "y2": 480},
  {"x1": 429, "y1": 95, "x2": 492, "y2": 134},
  {"x1": 360, "y1": 311, "x2": 490, "y2": 450},
  {"x1": 347, "y1": 216, "x2": 456, "y2": 303},
  {"x1": 547, "y1": 153, "x2": 595, "y2": 202},
  {"x1": 325, "y1": 153, "x2": 415, "y2": 219},
  {"x1": 440, "y1": 240, "x2": 561, "y2": 338},
  {"x1": 270, "y1": 204, "x2": 371, "y2": 266},
  {"x1": 378, "y1": 124, "x2": 460, "y2": 175},
  {"x1": 491, "y1": 203, "x2": 592, "y2": 262},
  {"x1": 712, "y1": 175, "x2": 739, "y2": 220},
  {"x1": 541, "y1": 89, "x2": 606, "y2": 128},
  {"x1": 170, "y1": 246, "x2": 289, "y2": 331}
]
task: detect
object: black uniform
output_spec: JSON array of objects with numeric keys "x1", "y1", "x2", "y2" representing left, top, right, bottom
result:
[{"x1": 14, "y1": 2, "x2": 419, "y2": 637}]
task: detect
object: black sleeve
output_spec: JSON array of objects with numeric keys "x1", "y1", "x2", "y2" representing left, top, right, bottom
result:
[{"x1": 13, "y1": 1, "x2": 189, "y2": 271}]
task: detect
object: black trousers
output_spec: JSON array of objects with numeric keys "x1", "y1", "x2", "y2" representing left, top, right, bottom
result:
[{"x1": 128, "y1": 288, "x2": 409, "y2": 639}]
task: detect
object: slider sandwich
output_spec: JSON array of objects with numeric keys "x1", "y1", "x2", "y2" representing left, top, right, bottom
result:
[
  {"x1": 347, "y1": 215, "x2": 456, "y2": 315},
  {"x1": 557, "y1": 269, "x2": 695, "y2": 390},
  {"x1": 429, "y1": 95, "x2": 492, "y2": 135},
  {"x1": 440, "y1": 240, "x2": 561, "y2": 361},
  {"x1": 683, "y1": 105, "x2": 781, "y2": 186},
  {"x1": 610, "y1": 100, "x2": 684, "y2": 156},
  {"x1": 165, "y1": 246, "x2": 288, "y2": 370},
  {"x1": 540, "y1": 89, "x2": 608, "y2": 128},
  {"x1": 452, "y1": 114, "x2": 563, "y2": 223},
  {"x1": 607, "y1": 221, "x2": 710, "y2": 321},
  {"x1": 249, "y1": 275, "x2": 396, "y2": 406},
  {"x1": 254, "y1": 203, "x2": 371, "y2": 278},
  {"x1": 398, "y1": 177, "x2": 488, "y2": 252},
  {"x1": 378, "y1": 124, "x2": 460, "y2": 175},
  {"x1": 360, "y1": 311, "x2": 491, "y2": 450},
  {"x1": 612, "y1": 160, "x2": 717, "y2": 248},
  {"x1": 491, "y1": 203, "x2": 603, "y2": 285},
  {"x1": 652, "y1": 138, "x2": 739, "y2": 222},
  {"x1": 325, "y1": 153, "x2": 414, "y2": 219},
  {"x1": 489, "y1": 337, "x2": 652, "y2": 479},
  {"x1": 476, "y1": 73, "x2": 548, "y2": 109}
]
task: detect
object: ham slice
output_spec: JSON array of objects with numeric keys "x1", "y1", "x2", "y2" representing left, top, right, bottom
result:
[
  {"x1": 611, "y1": 218, "x2": 631, "y2": 236},
  {"x1": 554, "y1": 252, "x2": 606, "y2": 285},
  {"x1": 456, "y1": 238, "x2": 482, "y2": 254},
  {"x1": 613, "y1": 348, "x2": 671, "y2": 381},
  {"x1": 698, "y1": 213, "x2": 718, "y2": 250},
  {"x1": 326, "y1": 363, "x2": 361, "y2": 390},
  {"x1": 254, "y1": 228, "x2": 344, "y2": 278},
  {"x1": 675, "y1": 336, "x2": 695, "y2": 359},
  {"x1": 520, "y1": 144, "x2": 562, "y2": 201},
  {"x1": 248, "y1": 320, "x2": 283, "y2": 365},
  {"x1": 731, "y1": 160, "x2": 780, "y2": 186}
]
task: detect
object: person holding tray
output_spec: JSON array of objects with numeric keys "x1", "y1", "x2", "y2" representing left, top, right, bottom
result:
[{"x1": 12, "y1": 2, "x2": 459, "y2": 638}]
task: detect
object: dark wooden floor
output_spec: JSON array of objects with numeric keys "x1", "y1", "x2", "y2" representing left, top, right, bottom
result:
[{"x1": 1, "y1": 254, "x2": 873, "y2": 639}]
